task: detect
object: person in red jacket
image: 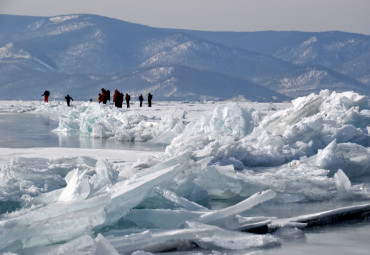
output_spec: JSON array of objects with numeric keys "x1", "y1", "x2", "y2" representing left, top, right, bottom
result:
[
  {"x1": 113, "y1": 89, "x2": 121, "y2": 108},
  {"x1": 42, "y1": 90, "x2": 50, "y2": 102}
]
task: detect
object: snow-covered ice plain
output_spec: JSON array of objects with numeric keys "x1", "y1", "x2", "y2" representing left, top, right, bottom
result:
[{"x1": 1, "y1": 90, "x2": 370, "y2": 254}]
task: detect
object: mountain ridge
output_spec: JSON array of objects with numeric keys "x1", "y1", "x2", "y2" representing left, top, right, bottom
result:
[{"x1": 1, "y1": 14, "x2": 370, "y2": 101}]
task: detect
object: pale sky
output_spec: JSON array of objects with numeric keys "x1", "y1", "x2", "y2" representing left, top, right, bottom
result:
[{"x1": 1, "y1": 0, "x2": 370, "y2": 35}]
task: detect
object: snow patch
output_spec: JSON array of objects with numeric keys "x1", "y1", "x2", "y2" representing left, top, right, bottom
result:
[{"x1": 49, "y1": 15, "x2": 79, "y2": 24}]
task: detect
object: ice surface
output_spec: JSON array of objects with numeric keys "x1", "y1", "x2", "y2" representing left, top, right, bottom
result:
[{"x1": 1, "y1": 90, "x2": 370, "y2": 253}]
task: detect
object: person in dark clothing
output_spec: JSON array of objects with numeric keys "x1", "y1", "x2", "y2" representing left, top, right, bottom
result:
[
  {"x1": 148, "y1": 93, "x2": 153, "y2": 107},
  {"x1": 101, "y1": 88, "x2": 107, "y2": 104},
  {"x1": 65, "y1": 94, "x2": 73, "y2": 107},
  {"x1": 113, "y1": 89, "x2": 122, "y2": 108},
  {"x1": 106, "y1": 90, "x2": 111, "y2": 104},
  {"x1": 98, "y1": 93, "x2": 102, "y2": 103},
  {"x1": 113, "y1": 89, "x2": 118, "y2": 107},
  {"x1": 139, "y1": 94, "x2": 144, "y2": 107},
  {"x1": 119, "y1": 92, "x2": 124, "y2": 108},
  {"x1": 42, "y1": 90, "x2": 50, "y2": 102},
  {"x1": 125, "y1": 93, "x2": 131, "y2": 108}
]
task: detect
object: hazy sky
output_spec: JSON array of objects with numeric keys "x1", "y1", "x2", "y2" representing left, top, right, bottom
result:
[{"x1": 1, "y1": 0, "x2": 370, "y2": 35}]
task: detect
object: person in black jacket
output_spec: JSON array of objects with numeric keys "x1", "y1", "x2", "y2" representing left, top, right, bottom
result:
[
  {"x1": 106, "y1": 90, "x2": 111, "y2": 104},
  {"x1": 148, "y1": 93, "x2": 153, "y2": 107},
  {"x1": 65, "y1": 94, "x2": 73, "y2": 106},
  {"x1": 101, "y1": 88, "x2": 107, "y2": 104},
  {"x1": 139, "y1": 94, "x2": 144, "y2": 107},
  {"x1": 125, "y1": 93, "x2": 131, "y2": 108}
]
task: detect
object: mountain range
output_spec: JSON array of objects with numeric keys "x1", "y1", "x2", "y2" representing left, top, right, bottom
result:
[{"x1": 1, "y1": 14, "x2": 370, "y2": 101}]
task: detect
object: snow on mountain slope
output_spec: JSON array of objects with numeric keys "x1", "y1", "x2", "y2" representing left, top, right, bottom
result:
[
  {"x1": 0, "y1": 43, "x2": 31, "y2": 59},
  {"x1": 106, "y1": 65, "x2": 290, "y2": 101},
  {"x1": 138, "y1": 33, "x2": 295, "y2": 82},
  {"x1": 258, "y1": 66, "x2": 370, "y2": 98},
  {"x1": 336, "y1": 50, "x2": 370, "y2": 85},
  {"x1": 273, "y1": 32, "x2": 370, "y2": 69},
  {"x1": 185, "y1": 30, "x2": 370, "y2": 70},
  {"x1": 0, "y1": 14, "x2": 168, "y2": 74}
]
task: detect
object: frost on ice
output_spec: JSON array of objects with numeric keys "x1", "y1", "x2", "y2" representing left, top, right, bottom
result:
[{"x1": 1, "y1": 90, "x2": 370, "y2": 253}]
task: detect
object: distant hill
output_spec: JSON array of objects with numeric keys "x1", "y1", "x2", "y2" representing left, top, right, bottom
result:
[{"x1": 1, "y1": 14, "x2": 370, "y2": 101}]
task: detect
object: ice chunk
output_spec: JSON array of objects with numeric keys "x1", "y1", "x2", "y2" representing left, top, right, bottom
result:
[
  {"x1": 316, "y1": 140, "x2": 342, "y2": 172},
  {"x1": 0, "y1": 156, "x2": 92, "y2": 204},
  {"x1": 104, "y1": 164, "x2": 181, "y2": 224},
  {"x1": 123, "y1": 209, "x2": 203, "y2": 229},
  {"x1": 197, "y1": 190, "x2": 276, "y2": 226},
  {"x1": 122, "y1": 191, "x2": 276, "y2": 230},
  {"x1": 58, "y1": 169, "x2": 90, "y2": 201},
  {"x1": 193, "y1": 164, "x2": 257, "y2": 199},
  {"x1": 89, "y1": 160, "x2": 118, "y2": 194},
  {"x1": 191, "y1": 161, "x2": 333, "y2": 201},
  {"x1": 223, "y1": 215, "x2": 274, "y2": 231},
  {"x1": 164, "y1": 103, "x2": 256, "y2": 159},
  {"x1": 316, "y1": 140, "x2": 370, "y2": 177},
  {"x1": 0, "y1": 194, "x2": 109, "y2": 251},
  {"x1": 215, "y1": 91, "x2": 370, "y2": 167},
  {"x1": 107, "y1": 228, "x2": 204, "y2": 254},
  {"x1": 47, "y1": 101, "x2": 186, "y2": 144},
  {"x1": 186, "y1": 221, "x2": 280, "y2": 250},
  {"x1": 23, "y1": 234, "x2": 120, "y2": 255},
  {"x1": 95, "y1": 234, "x2": 120, "y2": 255},
  {"x1": 107, "y1": 222, "x2": 280, "y2": 253},
  {"x1": 0, "y1": 163, "x2": 179, "y2": 251},
  {"x1": 154, "y1": 187, "x2": 208, "y2": 211},
  {"x1": 334, "y1": 169, "x2": 352, "y2": 199},
  {"x1": 54, "y1": 235, "x2": 98, "y2": 254},
  {"x1": 58, "y1": 159, "x2": 118, "y2": 202}
]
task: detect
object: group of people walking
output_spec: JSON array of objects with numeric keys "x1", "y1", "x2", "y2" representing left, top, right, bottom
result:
[
  {"x1": 101, "y1": 88, "x2": 153, "y2": 108},
  {"x1": 111, "y1": 89, "x2": 126, "y2": 108},
  {"x1": 42, "y1": 89, "x2": 153, "y2": 108},
  {"x1": 98, "y1": 88, "x2": 111, "y2": 104}
]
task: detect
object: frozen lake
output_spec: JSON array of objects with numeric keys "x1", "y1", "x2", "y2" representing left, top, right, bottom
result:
[
  {"x1": 0, "y1": 95, "x2": 370, "y2": 254},
  {"x1": 0, "y1": 113, "x2": 58, "y2": 148},
  {"x1": 0, "y1": 112, "x2": 165, "y2": 151},
  {"x1": 263, "y1": 221, "x2": 370, "y2": 255}
]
